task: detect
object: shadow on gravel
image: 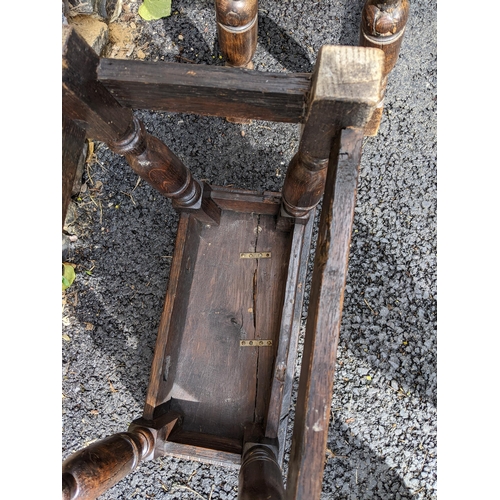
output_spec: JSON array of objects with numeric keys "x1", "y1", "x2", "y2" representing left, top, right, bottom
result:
[
  {"x1": 322, "y1": 418, "x2": 416, "y2": 499},
  {"x1": 160, "y1": 11, "x2": 226, "y2": 65},
  {"x1": 336, "y1": 0, "x2": 365, "y2": 47},
  {"x1": 257, "y1": 13, "x2": 313, "y2": 72},
  {"x1": 152, "y1": 5, "x2": 315, "y2": 73},
  {"x1": 342, "y1": 218, "x2": 437, "y2": 407}
]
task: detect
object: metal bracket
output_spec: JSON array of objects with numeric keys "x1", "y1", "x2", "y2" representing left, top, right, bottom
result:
[
  {"x1": 240, "y1": 340, "x2": 273, "y2": 347},
  {"x1": 240, "y1": 252, "x2": 271, "y2": 259}
]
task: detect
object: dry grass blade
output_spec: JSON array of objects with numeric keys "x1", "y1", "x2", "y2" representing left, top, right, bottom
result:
[
  {"x1": 132, "y1": 176, "x2": 142, "y2": 191},
  {"x1": 172, "y1": 484, "x2": 207, "y2": 500},
  {"x1": 121, "y1": 190, "x2": 136, "y2": 205},
  {"x1": 364, "y1": 298, "x2": 377, "y2": 315},
  {"x1": 107, "y1": 377, "x2": 118, "y2": 393}
]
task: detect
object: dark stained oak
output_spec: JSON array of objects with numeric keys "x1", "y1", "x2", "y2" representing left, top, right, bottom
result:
[
  {"x1": 264, "y1": 211, "x2": 315, "y2": 463},
  {"x1": 238, "y1": 444, "x2": 285, "y2": 500},
  {"x1": 281, "y1": 45, "x2": 383, "y2": 218},
  {"x1": 62, "y1": 115, "x2": 86, "y2": 228},
  {"x1": 215, "y1": 0, "x2": 258, "y2": 68},
  {"x1": 285, "y1": 128, "x2": 365, "y2": 500},
  {"x1": 97, "y1": 58, "x2": 311, "y2": 124},
  {"x1": 62, "y1": 413, "x2": 182, "y2": 499},
  {"x1": 360, "y1": 0, "x2": 410, "y2": 135},
  {"x1": 142, "y1": 188, "x2": 314, "y2": 470},
  {"x1": 62, "y1": 25, "x2": 211, "y2": 215},
  {"x1": 148, "y1": 205, "x2": 291, "y2": 442},
  {"x1": 62, "y1": 428, "x2": 154, "y2": 500}
]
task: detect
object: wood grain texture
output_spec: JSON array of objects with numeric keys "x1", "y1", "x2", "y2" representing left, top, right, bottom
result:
[
  {"x1": 62, "y1": 25, "x2": 133, "y2": 144},
  {"x1": 215, "y1": 0, "x2": 258, "y2": 68},
  {"x1": 265, "y1": 212, "x2": 315, "y2": 460},
  {"x1": 62, "y1": 115, "x2": 86, "y2": 228},
  {"x1": 165, "y1": 209, "x2": 261, "y2": 440},
  {"x1": 144, "y1": 213, "x2": 200, "y2": 419},
  {"x1": 238, "y1": 445, "x2": 285, "y2": 500},
  {"x1": 62, "y1": 428, "x2": 154, "y2": 500},
  {"x1": 282, "y1": 45, "x2": 383, "y2": 217},
  {"x1": 109, "y1": 116, "x2": 202, "y2": 207},
  {"x1": 97, "y1": 58, "x2": 311, "y2": 123},
  {"x1": 143, "y1": 189, "x2": 314, "y2": 467},
  {"x1": 156, "y1": 209, "x2": 290, "y2": 441},
  {"x1": 360, "y1": 0, "x2": 410, "y2": 135},
  {"x1": 285, "y1": 128, "x2": 364, "y2": 500},
  {"x1": 253, "y1": 212, "x2": 292, "y2": 427},
  {"x1": 162, "y1": 440, "x2": 242, "y2": 468},
  {"x1": 209, "y1": 186, "x2": 282, "y2": 215}
]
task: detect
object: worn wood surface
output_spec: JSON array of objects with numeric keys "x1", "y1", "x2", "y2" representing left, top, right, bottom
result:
[
  {"x1": 62, "y1": 428, "x2": 154, "y2": 500},
  {"x1": 62, "y1": 16, "x2": 396, "y2": 495},
  {"x1": 215, "y1": 0, "x2": 258, "y2": 68},
  {"x1": 281, "y1": 45, "x2": 383, "y2": 217},
  {"x1": 252, "y1": 211, "x2": 292, "y2": 427},
  {"x1": 62, "y1": 115, "x2": 86, "y2": 228},
  {"x1": 162, "y1": 440, "x2": 242, "y2": 468},
  {"x1": 209, "y1": 186, "x2": 282, "y2": 215},
  {"x1": 143, "y1": 189, "x2": 311, "y2": 467},
  {"x1": 97, "y1": 58, "x2": 310, "y2": 123},
  {"x1": 143, "y1": 212, "x2": 200, "y2": 419},
  {"x1": 360, "y1": 0, "x2": 410, "y2": 135},
  {"x1": 156, "y1": 208, "x2": 290, "y2": 441},
  {"x1": 167, "y1": 429, "x2": 243, "y2": 455},
  {"x1": 265, "y1": 211, "x2": 315, "y2": 460},
  {"x1": 285, "y1": 128, "x2": 364, "y2": 500},
  {"x1": 238, "y1": 445, "x2": 285, "y2": 500},
  {"x1": 62, "y1": 25, "x2": 132, "y2": 144}
]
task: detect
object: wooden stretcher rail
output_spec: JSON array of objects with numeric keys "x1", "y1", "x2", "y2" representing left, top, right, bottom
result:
[
  {"x1": 286, "y1": 128, "x2": 365, "y2": 499},
  {"x1": 97, "y1": 58, "x2": 311, "y2": 123}
]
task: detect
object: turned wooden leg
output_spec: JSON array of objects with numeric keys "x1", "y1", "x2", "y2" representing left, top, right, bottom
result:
[
  {"x1": 107, "y1": 116, "x2": 201, "y2": 208},
  {"x1": 281, "y1": 45, "x2": 384, "y2": 219},
  {"x1": 62, "y1": 428, "x2": 155, "y2": 500},
  {"x1": 62, "y1": 412, "x2": 181, "y2": 500},
  {"x1": 215, "y1": 0, "x2": 258, "y2": 68},
  {"x1": 238, "y1": 444, "x2": 285, "y2": 500},
  {"x1": 360, "y1": 0, "x2": 410, "y2": 135},
  {"x1": 62, "y1": 25, "x2": 217, "y2": 221}
]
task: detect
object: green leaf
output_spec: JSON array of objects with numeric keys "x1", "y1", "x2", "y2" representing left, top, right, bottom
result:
[
  {"x1": 62, "y1": 263, "x2": 76, "y2": 291},
  {"x1": 138, "y1": 0, "x2": 171, "y2": 21}
]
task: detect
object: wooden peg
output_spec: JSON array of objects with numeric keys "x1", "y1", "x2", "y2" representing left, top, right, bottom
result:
[
  {"x1": 360, "y1": 0, "x2": 410, "y2": 135},
  {"x1": 215, "y1": 0, "x2": 258, "y2": 68}
]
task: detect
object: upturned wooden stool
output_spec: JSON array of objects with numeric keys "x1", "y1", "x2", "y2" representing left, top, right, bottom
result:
[{"x1": 62, "y1": 1, "x2": 408, "y2": 498}]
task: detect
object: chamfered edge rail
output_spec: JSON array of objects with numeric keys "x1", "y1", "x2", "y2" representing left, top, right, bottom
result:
[{"x1": 97, "y1": 58, "x2": 311, "y2": 123}]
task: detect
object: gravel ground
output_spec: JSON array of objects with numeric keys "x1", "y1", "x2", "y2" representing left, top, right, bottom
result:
[{"x1": 62, "y1": 1, "x2": 437, "y2": 498}]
